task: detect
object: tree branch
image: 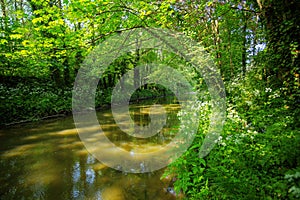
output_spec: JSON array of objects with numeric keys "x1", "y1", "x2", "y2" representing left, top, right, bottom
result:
[
  {"x1": 90, "y1": 25, "x2": 145, "y2": 44},
  {"x1": 230, "y1": 6, "x2": 261, "y2": 14}
]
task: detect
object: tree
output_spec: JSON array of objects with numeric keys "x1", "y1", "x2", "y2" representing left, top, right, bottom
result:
[{"x1": 255, "y1": 0, "x2": 300, "y2": 92}]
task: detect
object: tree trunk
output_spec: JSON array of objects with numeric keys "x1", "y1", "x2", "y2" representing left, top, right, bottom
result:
[
  {"x1": 134, "y1": 39, "x2": 140, "y2": 89},
  {"x1": 242, "y1": 20, "x2": 247, "y2": 77},
  {"x1": 0, "y1": 0, "x2": 7, "y2": 31}
]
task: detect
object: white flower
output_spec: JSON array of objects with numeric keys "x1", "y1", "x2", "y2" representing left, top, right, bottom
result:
[
  {"x1": 220, "y1": 142, "x2": 226, "y2": 146},
  {"x1": 265, "y1": 88, "x2": 272, "y2": 92},
  {"x1": 226, "y1": 135, "x2": 232, "y2": 140}
]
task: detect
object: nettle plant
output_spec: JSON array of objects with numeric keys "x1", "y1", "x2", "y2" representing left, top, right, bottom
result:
[
  {"x1": 162, "y1": 99, "x2": 211, "y2": 197},
  {"x1": 163, "y1": 95, "x2": 300, "y2": 199},
  {"x1": 285, "y1": 169, "x2": 300, "y2": 198}
]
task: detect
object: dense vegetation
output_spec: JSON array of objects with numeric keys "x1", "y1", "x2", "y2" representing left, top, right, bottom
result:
[{"x1": 1, "y1": 0, "x2": 299, "y2": 199}]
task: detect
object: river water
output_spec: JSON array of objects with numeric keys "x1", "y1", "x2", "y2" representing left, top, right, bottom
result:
[{"x1": 0, "y1": 97, "x2": 181, "y2": 200}]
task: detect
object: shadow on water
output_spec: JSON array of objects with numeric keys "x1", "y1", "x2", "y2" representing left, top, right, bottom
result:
[{"x1": 0, "y1": 97, "x2": 181, "y2": 200}]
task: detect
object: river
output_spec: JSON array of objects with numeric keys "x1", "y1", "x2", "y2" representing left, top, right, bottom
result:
[{"x1": 0, "y1": 97, "x2": 182, "y2": 200}]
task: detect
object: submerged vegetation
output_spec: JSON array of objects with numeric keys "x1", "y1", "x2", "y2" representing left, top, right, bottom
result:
[{"x1": 0, "y1": 0, "x2": 299, "y2": 199}]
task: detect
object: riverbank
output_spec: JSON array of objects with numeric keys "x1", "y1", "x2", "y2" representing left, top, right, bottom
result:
[{"x1": 0, "y1": 80, "x2": 174, "y2": 127}]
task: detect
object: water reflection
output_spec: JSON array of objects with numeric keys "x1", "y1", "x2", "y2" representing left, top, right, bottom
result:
[{"x1": 0, "y1": 97, "x2": 180, "y2": 200}]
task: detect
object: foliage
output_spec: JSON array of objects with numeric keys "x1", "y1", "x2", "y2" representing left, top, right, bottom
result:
[
  {"x1": 165, "y1": 67, "x2": 300, "y2": 199},
  {"x1": 0, "y1": 0, "x2": 299, "y2": 199},
  {"x1": 0, "y1": 80, "x2": 72, "y2": 125},
  {"x1": 160, "y1": 1, "x2": 299, "y2": 198}
]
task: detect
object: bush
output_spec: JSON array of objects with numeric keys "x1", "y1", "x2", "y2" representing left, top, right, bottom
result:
[
  {"x1": 0, "y1": 82, "x2": 72, "y2": 125},
  {"x1": 163, "y1": 96, "x2": 300, "y2": 199}
]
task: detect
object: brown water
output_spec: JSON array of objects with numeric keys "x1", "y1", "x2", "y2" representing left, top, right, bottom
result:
[{"x1": 0, "y1": 97, "x2": 181, "y2": 200}]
